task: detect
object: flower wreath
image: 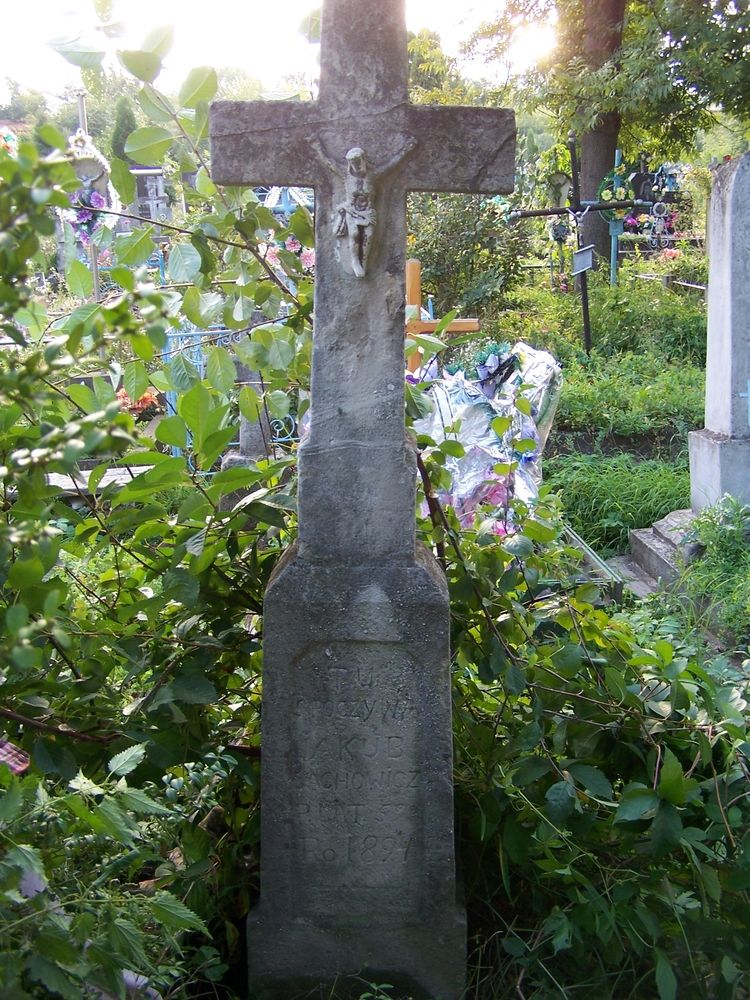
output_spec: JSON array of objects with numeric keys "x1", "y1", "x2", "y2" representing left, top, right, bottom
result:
[{"x1": 596, "y1": 165, "x2": 635, "y2": 221}]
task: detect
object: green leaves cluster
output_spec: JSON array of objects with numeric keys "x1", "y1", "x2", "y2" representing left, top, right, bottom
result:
[{"x1": 419, "y1": 482, "x2": 750, "y2": 998}]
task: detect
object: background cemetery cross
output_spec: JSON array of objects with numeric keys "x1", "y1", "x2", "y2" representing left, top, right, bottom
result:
[
  {"x1": 210, "y1": 0, "x2": 515, "y2": 996},
  {"x1": 689, "y1": 152, "x2": 750, "y2": 509}
]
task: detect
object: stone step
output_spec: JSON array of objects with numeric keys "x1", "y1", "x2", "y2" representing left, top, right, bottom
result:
[
  {"x1": 629, "y1": 526, "x2": 682, "y2": 585},
  {"x1": 606, "y1": 555, "x2": 660, "y2": 600},
  {"x1": 652, "y1": 508, "x2": 694, "y2": 549}
]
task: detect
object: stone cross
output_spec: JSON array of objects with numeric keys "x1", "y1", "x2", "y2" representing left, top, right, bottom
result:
[
  {"x1": 689, "y1": 153, "x2": 750, "y2": 509},
  {"x1": 211, "y1": 2, "x2": 515, "y2": 997}
]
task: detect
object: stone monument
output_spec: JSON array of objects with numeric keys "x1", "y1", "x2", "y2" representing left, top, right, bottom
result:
[
  {"x1": 210, "y1": 2, "x2": 515, "y2": 997},
  {"x1": 689, "y1": 153, "x2": 750, "y2": 510}
]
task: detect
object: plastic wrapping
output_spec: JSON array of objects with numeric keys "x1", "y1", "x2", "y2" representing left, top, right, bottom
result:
[{"x1": 413, "y1": 341, "x2": 562, "y2": 531}]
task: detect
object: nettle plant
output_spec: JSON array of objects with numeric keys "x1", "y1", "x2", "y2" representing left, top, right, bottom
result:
[{"x1": 0, "y1": 26, "x2": 749, "y2": 1000}]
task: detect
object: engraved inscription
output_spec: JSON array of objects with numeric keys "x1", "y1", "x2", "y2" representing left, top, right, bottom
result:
[{"x1": 289, "y1": 640, "x2": 427, "y2": 907}]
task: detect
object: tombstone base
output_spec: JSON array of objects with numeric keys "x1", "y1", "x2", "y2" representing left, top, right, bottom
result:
[
  {"x1": 247, "y1": 909, "x2": 466, "y2": 999},
  {"x1": 688, "y1": 429, "x2": 750, "y2": 510},
  {"x1": 252, "y1": 543, "x2": 465, "y2": 1000}
]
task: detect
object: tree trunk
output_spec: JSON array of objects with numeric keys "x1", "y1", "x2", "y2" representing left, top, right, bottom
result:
[
  {"x1": 580, "y1": 111, "x2": 621, "y2": 261},
  {"x1": 579, "y1": 0, "x2": 627, "y2": 263}
]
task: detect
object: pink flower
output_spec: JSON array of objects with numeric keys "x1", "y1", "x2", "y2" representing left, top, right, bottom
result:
[
  {"x1": 300, "y1": 247, "x2": 316, "y2": 270},
  {"x1": 285, "y1": 235, "x2": 302, "y2": 253},
  {"x1": 265, "y1": 244, "x2": 280, "y2": 267}
]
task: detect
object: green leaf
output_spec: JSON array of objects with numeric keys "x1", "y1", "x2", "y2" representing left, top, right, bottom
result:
[
  {"x1": 551, "y1": 643, "x2": 583, "y2": 677},
  {"x1": 115, "y1": 226, "x2": 155, "y2": 265},
  {"x1": 172, "y1": 671, "x2": 216, "y2": 704},
  {"x1": 545, "y1": 780, "x2": 576, "y2": 825},
  {"x1": 504, "y1": 534, "x2": 533, "y2": 558},
  {"x1": 657, "y1": 748, "x2": 686, "y2": 805},
  {"x1": 651, "y1": 801, "x2": 683, "y2": 855},
  {"x1": 655, "y1": 949, "x2": 677, "y2": 1000},
  {"x1": 512, "y1": 756, "x2": 551, "y2": 787},
  {"x1": 123, "y1": 360, "x2": 149, "y2": 403},
  {"x1": 179, "y1": 383, "x2": 215, "y2": 446},
  {"x1": 107, "y1": 743, "x2": 146, "y2": 777},
  {"x1": 266, "y1": 334, "x2": 295, "y2": 371},
  {"x1": 266, "y1": 390, "x2": 290, "y2": 419},
  {"x1": 206, "y1": 347, "x2": 237, "y2": 395},
  {"x1": 440, "y1": 439, "x2": 465, "y2": 458},
  {"x1": 568, "y1": 763, "x2": 612, "y2": 800},
  {"x1": 26, "y1": 955, "x2": 80, "y2": 1000},
  {"x1": 118, "y1": 49, "x2": 162, "y2": 83},
  {"x1": 37, "y1": 123, "x2": 67, "y2": 150},
  {"x1": 156, "y1": 415, "x2": 187, "y2": 449},
  {"x1": 169, "y1": 353, "x2": 201, "y2": 391},
  {"x1": 67, "y1": 382, "x2": 98, "y2": 413},
  {"x1": 434, "y1": 309, "x2": 457, "y2": 336},
  {"x1": 65, "y1": 258, "x2": 93, "y2": 299},
  {"x1": 491, "y1": 415, "x2": 512, "y2": 437},
  {"x1": 195, "y1": 166, "x2": 217, "y2": 198},
  {"x1": 118, "y1": 786, "x2": 171, "y2": 816},
  {"x1": 615, "y1": 783, "x2": 659, "y2": 823},
  {"x1": 168, "y1": 242, "x2": 202, "y2": 283},
  {"x1": 504, "y1": 662, "x2": 526, "y2": 695},
  {"x1": 239, "y1": 385, "x2": 262, "y2": 422},
  {"x1": 142, "y1": 25, "x2": 174, "y2": 59},
  {"x1": 515, "y1": 396, "x2": 532, "y2": 416},
  {"x1": 138, "y1": 84, "x2": 174, "y2": 124},
  {"x1": 124, "y1": 126, "x2": 173, "y2": 166},
  {"x1": 49, "y1": 36, "x2": 105, "y2": 69},
  {"x1": 178, "y1": 67, "x2": 218, "y2": 109},
  {"x1": 95, "y1": 797, "x2": 138, "y2": 844},
  {"x1": 288, "y1": 204, "x2": 314, "y2": 244},
  {"x1": 152, "y1": 890, "x2": 209, "y2": 934},
  {"x1": 9, "y1": 556, "x2": 45, "y2": 588},
  {"x1": 109, "y1": 157, "x2": 136, "y2": 204}
]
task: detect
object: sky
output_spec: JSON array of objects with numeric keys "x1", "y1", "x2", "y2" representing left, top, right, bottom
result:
[{"x1": 2, "y1": 0, "x2": 555, "y2": 106}]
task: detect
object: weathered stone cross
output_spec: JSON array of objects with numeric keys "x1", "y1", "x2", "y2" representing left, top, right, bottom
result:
[{"x1": 211, "y1": 2, "x2": 515, "y2": 997}]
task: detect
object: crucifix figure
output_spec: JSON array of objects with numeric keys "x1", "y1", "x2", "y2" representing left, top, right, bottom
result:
[{"x1": 211, "y1": 2, "x2": 515, "y2": 997}]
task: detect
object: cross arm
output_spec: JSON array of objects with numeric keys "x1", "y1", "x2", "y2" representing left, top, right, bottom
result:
[
  {"x1": 210, "y1": 101, "x2": 325, "y2": 187},
  {"x1": 404, "y1": 107, "x2": 516, "y2": 194}
]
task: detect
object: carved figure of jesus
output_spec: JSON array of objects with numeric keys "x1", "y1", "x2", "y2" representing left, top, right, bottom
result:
[
  {"x1": 313, "y1": 139, "x2": 417, "y2": 277},
  {"x1": 336, "y1": 147, "x2": 376, "y2": 277}
]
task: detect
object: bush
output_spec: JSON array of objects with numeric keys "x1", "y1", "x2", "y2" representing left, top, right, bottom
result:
[
  {"x1": 590, "y1": 275, "x2": 707, "y2": 363},
  {"x1": 407, "y1": 193, "x2": 530, "y2": 315},
  {"x1": 545, "y1": 452, "x2": 691, "y2": 553}
]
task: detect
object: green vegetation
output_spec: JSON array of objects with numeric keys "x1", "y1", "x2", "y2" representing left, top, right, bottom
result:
[
  {"x1": 2, "y1": 8, "x2": 749, "y2": 1000},
  {"x1": 680, "y1": 498, "x2": 750, "y2": 644},
  {"x1": 556, "y1": 351, "x2": 703, "y2": 438},
  {"x1": 545, "y1": 453, "x2": 691, "y2": 553}
]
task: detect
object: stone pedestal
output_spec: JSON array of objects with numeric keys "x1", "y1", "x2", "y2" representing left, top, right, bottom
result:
[
  {"x1": 688, "y1": 153, "x2": 750, "y2": 510},
  {"x1": 249, "y1": 545, "x2": 465, "y2": 999}
]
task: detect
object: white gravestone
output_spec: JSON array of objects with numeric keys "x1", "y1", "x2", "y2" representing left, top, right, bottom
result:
[{"x1": 689, "y1": 153, "x2": 750, "y2": 509}]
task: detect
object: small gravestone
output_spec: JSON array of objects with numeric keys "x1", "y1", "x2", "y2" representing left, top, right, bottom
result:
[
  {"x1": 689, "y1": 153, "x2": 750, "y2": 509},
  {"x1": 210, "y1": 1, "x2": 515, "y2": 997}
]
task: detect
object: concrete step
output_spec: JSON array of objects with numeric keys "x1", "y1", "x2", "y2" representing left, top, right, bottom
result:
[
  {"x1": 652, "y1": 508, "x2": 694, "y2": 549},
  {"x1": 629, "y1": 526, "x2": 682, "y2": 585},
  {"x1": 607, "y1": 555, "x2": 660, "y2": 599}
]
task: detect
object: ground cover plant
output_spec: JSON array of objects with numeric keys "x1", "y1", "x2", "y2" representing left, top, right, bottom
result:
[{"x1": 2, "y1": 31, "x2": 749, "y2": 1000}]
